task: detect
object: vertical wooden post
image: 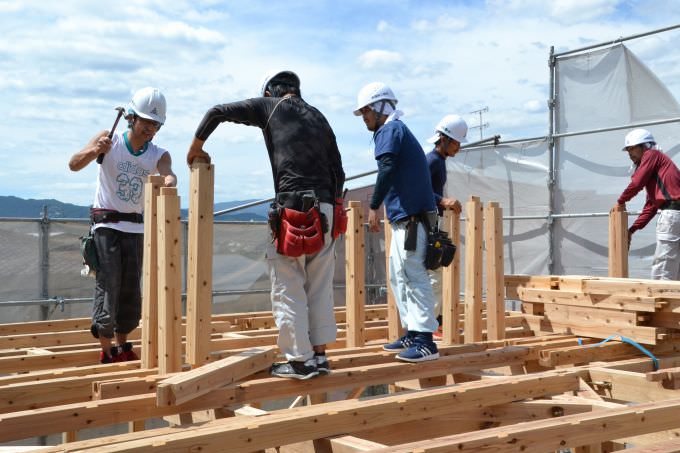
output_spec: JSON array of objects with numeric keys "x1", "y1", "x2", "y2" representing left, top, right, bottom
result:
[
  {"x1": 464, "y1": 196, "x2": 483, "y2": 343},
  {"x1": 141, "y1": 175, "x2": 164, "y2": 369},
  {"x1": 608, "y1": 205, "x2": 629, "y2": 278},
  {"x1": 157, "y1": 187, "x2": 183, "y2": 374},
  {"x1": 441, "y1": 208, "x2": 461, "y2": 345},
  {"x1": 345, "y1": 201, "x2": 365, "y2": 347},
  {"x1": 186, "y1": 161, "x2": 215, "y2": 367},
  {"x1": 384, "y1": 208, "x2": 401, "y2": 341},
  {"x1": 484, "y1": 201, "x2": 505, "y2": 340}
]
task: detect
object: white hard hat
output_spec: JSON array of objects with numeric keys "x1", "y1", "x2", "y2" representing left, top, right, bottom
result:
[
  {"x1": 127, "y1": 87, "x2": 166, "y2": 124},
  {"x1": 427, "y1": 114, "x2": 468, "y2": 144},
  {"x1": 623, "y1": 128, "x2": 655, "y2": 150},
  {"x1": 259, "y1": 70, "x2": 300, "y2": 96},
  {"x1": 353, "y1": 82, "x2": 398, "y2": 116}
]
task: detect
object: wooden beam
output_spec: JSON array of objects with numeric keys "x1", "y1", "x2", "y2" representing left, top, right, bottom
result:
[
  {"x1": 484, "y1": 201, "x2": 504, "y2": 340},
  {"x1": 518, "y1": 287, "x2": 660, "y2": 312},
  {"x1": 157, "y1": 187, "x2": 183, "y2": 374},
  {"x1": 141, "y1": 175, "x2": 164, "y2": 369},
  {"x1": 156, "y1": 346, "x2": 276, "y2": 406},
  {"x1": 46, "y1": 372, "x2": 580, "y2": 452},
  {"x1": 464, "y1": 196, "x2": 483, "y2": 342},
  {"x1": 372, "y1": 397, "x2": 680, "y2": 453},
  {"x1": 608, "y1": 205, "x2": 629, "y2": 278},
  {"x1": 385, "y1": 207, "x2": 401, "y2": 341},
  {"x1": 345, "y1": 201, "x2": 366, "y2": 348},
  {"x1": 441, "y1": 208, "x2": 461, "y2": 345},
  {"x1": 0, "y1": 346, "x2": 539, "y2": 442},
  {"x1": 186, "y1": 161, "x2": 215, "y2": 368}
]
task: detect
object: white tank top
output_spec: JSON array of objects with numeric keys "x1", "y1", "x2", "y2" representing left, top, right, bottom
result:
[{"x1": 93, "y1": 131, "x2": 167, "y2": 234}]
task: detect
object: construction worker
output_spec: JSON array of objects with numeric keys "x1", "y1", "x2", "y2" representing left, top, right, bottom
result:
[
  {"x1": 187, "y1": 70, "x2": 346, "y2": 380},
  {"x1": 425, "y1": 115, "x2": 467, "y2": 338},
  {"x1": 69, "y1": 87, "x2": 177, "y2": 363},
  {"x1": 354, "y1": 82, "x2": 439, "y2": 362},
  {"x1": 615, "y1": 128, "x2": 680, "y2": 280}
]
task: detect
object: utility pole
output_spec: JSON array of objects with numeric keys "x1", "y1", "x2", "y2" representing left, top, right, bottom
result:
[{"x1": 469, "y1": 106, "x2": 489, "y2": 140}]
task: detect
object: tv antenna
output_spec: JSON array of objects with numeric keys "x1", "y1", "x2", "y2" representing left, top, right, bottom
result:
[{"x1": 469, "y1": 106, "x2": 489, "y2": 140}]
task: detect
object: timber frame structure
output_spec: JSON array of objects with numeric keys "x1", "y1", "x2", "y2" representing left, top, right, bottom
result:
[{"x1": 3, "y1": 169, "x2": 680, "y2": 452}]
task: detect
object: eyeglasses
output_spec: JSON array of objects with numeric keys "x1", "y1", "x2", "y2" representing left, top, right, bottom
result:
[{"x1": 136, "y1": 117, "x2": 162, "y2": 130}]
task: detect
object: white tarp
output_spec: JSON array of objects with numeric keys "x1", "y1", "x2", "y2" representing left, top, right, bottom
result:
[{"x1": 445, "y1": 43, "x2": 680, "y2": 280}]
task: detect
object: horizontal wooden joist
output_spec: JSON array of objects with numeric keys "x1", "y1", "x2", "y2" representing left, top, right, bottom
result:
[
  {"x1": 0, "y1": 345, "x2": 537, "y2": 442},
  {"x1": 38, "y1": 371, "x2": 581, "y2": 453},
  {"x1": 374, "y1": 397, "x2": 680, "y2": 453}
]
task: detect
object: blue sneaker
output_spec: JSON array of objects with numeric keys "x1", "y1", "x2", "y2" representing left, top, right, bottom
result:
[
  {"x1": 383, "y1": 333, "x2": 414, "y2": 352},
  {"x1": 396, "y1": 339, "x2": 439, "y2": 363}
]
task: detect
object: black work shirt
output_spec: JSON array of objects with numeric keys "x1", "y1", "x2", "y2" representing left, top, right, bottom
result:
[
  {"x1": 194, "y1": 96, "x2": 345, "y2": 201},
  {"x1": 426, "y1": 149, "x2": 446, "y2": 216}
]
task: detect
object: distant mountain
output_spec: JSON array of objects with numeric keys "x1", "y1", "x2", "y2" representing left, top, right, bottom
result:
[
  {"x1": 0, "y1": 196, "x2": 269, "y2": 221},
  {"x1": 0, "y1": 196, "x2": 90, "y2": 218}
]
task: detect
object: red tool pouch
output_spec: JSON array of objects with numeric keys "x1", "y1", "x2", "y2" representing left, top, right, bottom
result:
[
  {"x1": 332, "y1": 198, "x2": 348, "y2": 239},
  {"x1": 276, "y1": 207, "x2": 325, "y2": 257}
]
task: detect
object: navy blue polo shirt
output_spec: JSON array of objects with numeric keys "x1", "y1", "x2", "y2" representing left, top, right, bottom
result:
[
  {"x1": 426, "y1": 149, "x2": 446, "y2": 215},
  {"x1": 374, "y1": 120, "x2": 436, "y2": 223}
]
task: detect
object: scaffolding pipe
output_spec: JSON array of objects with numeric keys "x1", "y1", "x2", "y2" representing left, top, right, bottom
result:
[
  {"x1": 547, "y1": 45, "x2": 557, "y2": 274},
  {"x1": 553, "y1": 23, "x2": 680, "y2": 58},
  {"x1": 213, "y1": 136, "x2": 502, "y2": 218}
]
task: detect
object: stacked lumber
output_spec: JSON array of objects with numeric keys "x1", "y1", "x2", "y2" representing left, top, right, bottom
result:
[{"x1": 506, "y1": 275, "x2": 680, "y2": 345}]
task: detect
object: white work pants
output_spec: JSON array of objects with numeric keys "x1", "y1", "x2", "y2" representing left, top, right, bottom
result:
[
  {"x1": 389, "y1": 222, "x2": 438, "y2": 333},
  {"x1": 267, "y1": 202, "x2": 337, "y2": 361},
  {"x1": 651, "y1": 209, "x2": 680, "y2": 280}
]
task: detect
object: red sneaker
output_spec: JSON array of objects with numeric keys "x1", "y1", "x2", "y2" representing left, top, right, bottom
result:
[
  {"x1": 100, "y1": 346, "x2": 121, "y2": 363},
  {"x1": 119, "y1": 342, "x2": 139, "y2": 361},
  {"x1": 433, "y1": 326, "x2": 443, "y2": 340}
]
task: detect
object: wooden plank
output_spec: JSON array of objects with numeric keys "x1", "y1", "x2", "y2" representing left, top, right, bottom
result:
[
  {"x1": 484, "y1": 201, "x2": 504, "y2": 340},
  {"x1": 47, "y1": 372, "x2": 580, "y2": 452},
  {"x1": 464, "y1": 196, "x2": 483, "y2": 343},
  {"x1": 374, "y1": 398, "x2": 680, "y2": 453},
  {"x1": 157, "y1": 346, "x2": 276, "y2": 406},
  {"x1": 543, "y1": 303, "x2": 639, "y2": 328},
  {"x1": 441, "y1": 208, "x2": 461, "y2": 345},
  {"x1": 345, "y1": 201, "x2": 365, "y2": 348},
  {"x1": 141, "y1": 175, "x2": 164, "y2": 369},
  {"x1": 0, "y1": 346, "x2": 540, "y2": 443},
  {"x1": 504, "y1": 275, "x2": 558, "y2": 299},
  {"x1": 157, "y1": 187, "x2": 183, "y2": 374},
  {"x1": 608, "y1": 205, "x2": 629, "y2": 278},
  {"x1": 588, "y1": 368, "x2": 680, "y2": 403},
  {"x1": 623, "y1": 438, "x2": 680, "y2": 452},
  {"x1": 518, "y1": 287, "x2": 659, "y2": 312},
  {"x1": 0, "y1": 368, "x2": 155, "y2": 413},
  {"x1": 186, "y1": 161, "x2": 214, "y2": 368},
  {"x1": 95, "y1": 343, "x2": 520, "y2": 400},
  {"x1": 385, "y1": 207, "x2": 401, "y2": 341}
]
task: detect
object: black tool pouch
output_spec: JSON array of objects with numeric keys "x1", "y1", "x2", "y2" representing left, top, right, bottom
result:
[
  {"x1": 267, "y1": 202, "x2": 281, "y2": 241},
  {"x1": 421, "y1": 213, "x2": 456, "y2": 270},
  {"x1": 79, "y1": 229, "x2": 99, "y2": 272},
  {"x1": 404, "y1": 218, "x2": 418, "y2": 251}
]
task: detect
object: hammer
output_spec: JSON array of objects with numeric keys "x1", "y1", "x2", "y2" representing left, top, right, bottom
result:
[{"x1": 97, "y1": 106, "x2": 126, "y2": 164}]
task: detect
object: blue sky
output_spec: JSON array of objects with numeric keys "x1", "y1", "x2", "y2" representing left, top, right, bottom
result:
[{"x1": 1, "y1": 0, "x2": 680, "y2": 207}]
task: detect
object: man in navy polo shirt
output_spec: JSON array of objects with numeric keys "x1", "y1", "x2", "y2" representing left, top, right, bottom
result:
[{"x1": 354, "y1": 82, "x2": 439, "y2": 362}]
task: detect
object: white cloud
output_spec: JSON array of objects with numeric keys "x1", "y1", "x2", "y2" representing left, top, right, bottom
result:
[
  {"x1": 357, "y1": 49, "x2": 404, "y2": 69},
  {"x1": 411, "y1": 16, "x2": 467, "y2": 32},
  {"x1": 376, "y1": 20, "x2": 390, "y2": 32},
  {"x1": 523, "y1": 99, "x2": 545, "y2": 113},
  {"x1": 550, "y1": 0, "x2": 619, "y2": 21}
]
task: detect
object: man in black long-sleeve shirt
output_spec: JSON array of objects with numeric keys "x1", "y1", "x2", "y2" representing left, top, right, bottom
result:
[{"x1": 187, "y1": 71, "x2": 345, "y2": 380}]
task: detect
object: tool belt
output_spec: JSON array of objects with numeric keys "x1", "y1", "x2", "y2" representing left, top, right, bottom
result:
[
  {"x1": 268, "y1": 190, "x2": 328, "y2": 257},
  {"x1": 403, "y1": 212, "x2": 456, "y2": 270},
  {"x1": 660, "y1": 200, "x2": 680, "y2": 210},
  {"x1": 90, "y1": 208, "x2": 143, "y2": 224}
]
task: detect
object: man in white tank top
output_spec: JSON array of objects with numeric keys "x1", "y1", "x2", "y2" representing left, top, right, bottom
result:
[{"x1": 69, "y1": 87, "x2": 177, "y2": 363}]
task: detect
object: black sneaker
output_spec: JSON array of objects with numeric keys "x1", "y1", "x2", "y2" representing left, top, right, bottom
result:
[
  {"x1": 383, "y1": 332, "x2": 414, "y2": 352},
  {"x1": 270, "y1": 359, "x2": 319, "y2": 380},
  {"x1": 315, "y1": 355, "x2": 331, "y2": 375}
]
